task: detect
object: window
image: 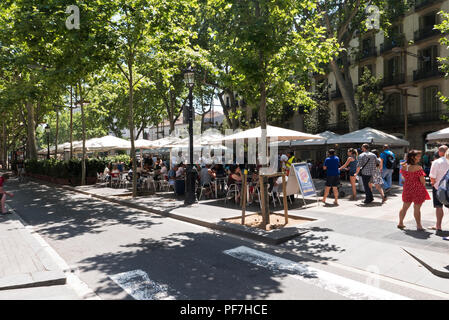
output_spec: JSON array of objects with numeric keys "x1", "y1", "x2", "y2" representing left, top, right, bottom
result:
[
  {"x1": 385, "y1": 56, "x2": 402, "y2": 76},
  {"x1": 337, "y1": 103, "x2": 347, "y2": 122},
  {"x1": 420, "y1": 12, "x2": 437, "y2": 30},
  {"x1": 423, "y1": 86, "x2": 439, "y2": 113},
  {"x1": 385, "y1": 93, "x2": 402, "y2": 116},
  {"x1": 418, "y1": 45, "x2": 438, "y2": 70}
]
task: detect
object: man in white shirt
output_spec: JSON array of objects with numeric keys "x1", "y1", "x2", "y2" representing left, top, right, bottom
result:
[{"x1": 429, "y1": 145, "x2": 449, "y2": 232}]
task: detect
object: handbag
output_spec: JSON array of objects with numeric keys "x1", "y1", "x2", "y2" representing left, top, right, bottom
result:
[{"x1": 358, "y1": 155, "x2": 374, "y2": 176}]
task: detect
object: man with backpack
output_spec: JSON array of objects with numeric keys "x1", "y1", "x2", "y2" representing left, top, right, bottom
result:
[
  {"x1": 429, "y1": 145, "x2": 449, "y2": 233},
  {"x1": 380, "y1": 144, "x2": 395, "y2": 192}
]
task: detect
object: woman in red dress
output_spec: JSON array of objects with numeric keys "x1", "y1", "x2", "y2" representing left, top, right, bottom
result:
[{"x1": 398, "y1": 150, "x2": 430, "y2": 230}]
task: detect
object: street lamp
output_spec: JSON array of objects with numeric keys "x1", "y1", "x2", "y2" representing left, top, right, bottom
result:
[
  {"x1": 389, "y1": 47, "x2": 426, "y2": 141},
  {"x1": 45, "y1": 124, "x2": 50, "y2": 160},
  {"x1": 184, "y1": 65, "x2": 197, "y2": 205}
]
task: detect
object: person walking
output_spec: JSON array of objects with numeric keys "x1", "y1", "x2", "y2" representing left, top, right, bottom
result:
[
  {"x1": 428, "y1": 145, "x2": 449, "y2": 233},
  {"x1": 354, "y1": 144, "x2": 377, "y2": 204},
  {"x1": 339, "y1": 148, "x2": 358, "y2": 201},
  {"x1": 380, "y1": 144, "x2": 395, "y2": 193},
  {"x1": 398, "y1": 150, "x2": 430, "y2": 230},
  {"x1": 371, "y1": 150, "x2": 387, "y2": 203},
  {"x1": 321, "y1": 149, "x2": 340, "y2": 206},
  {"x1": 0, "y1": 174, "x2": 14, "y2": 215}
]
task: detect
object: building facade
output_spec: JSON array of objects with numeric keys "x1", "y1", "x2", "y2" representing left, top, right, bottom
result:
[{"x1": 318, "y1": 0, "x2": 449, "y2": 150}]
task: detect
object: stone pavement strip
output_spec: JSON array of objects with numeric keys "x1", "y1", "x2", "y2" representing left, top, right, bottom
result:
[{"x1": 0, "y1": 209, "x2": 66, "y2": 291}]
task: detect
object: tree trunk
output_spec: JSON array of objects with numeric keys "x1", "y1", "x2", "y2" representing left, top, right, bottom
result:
[
  {"x1": 55, "y1": 109, "x2": 59, "y2": 158},
  {"x1": 330, "y1": 59, "x2": 359, "y2": 131},
  {"x1": 2, "y1": 119, "x2": 6, "y2": 169},
  {"x1": 128, "y1": 62, "x2": 138, "y2": 198},
  {"x1": 25, "y1": 102, "x2": 38, "y2": 160},
  {"x1": 79, "y1": 83, "x2": 87, "y2": 186}
]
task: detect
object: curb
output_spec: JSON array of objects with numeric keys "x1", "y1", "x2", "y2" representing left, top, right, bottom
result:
[
  {"x1": 402, "y1": 247, "x2": 449, "y2": 279},
  {"x1": 4, "y1": 203, "x2": 101, "y2": 299}
]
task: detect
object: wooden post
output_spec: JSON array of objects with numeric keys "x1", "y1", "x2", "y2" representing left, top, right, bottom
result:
[
  {"x1": 282, "y1": 172, "x2": 288, "y2": 224},
  {"x1": 241, "y1": 170, "x2": 247, "y2": 225}
]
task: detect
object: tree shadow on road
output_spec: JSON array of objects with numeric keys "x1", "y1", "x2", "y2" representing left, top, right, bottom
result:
[
  {"x1": 7, "y1": 181, "x2": 164, "y2": 241},
  {"x1": 76, "y1": 231, "x2": 329, "y2": 300}
]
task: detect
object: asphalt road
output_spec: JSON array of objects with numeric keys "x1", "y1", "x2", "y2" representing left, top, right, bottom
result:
[{"x1": 6, "y1": 180, "x2": 448, "y2": 300}]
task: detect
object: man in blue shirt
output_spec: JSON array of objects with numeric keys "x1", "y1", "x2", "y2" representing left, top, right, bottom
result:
[
  {"x1": 380, "y1": 144, "x2": 395, "y2": 192},
  {"x1": 322, "y1": 149, "x2": 340, "y2": 205}
]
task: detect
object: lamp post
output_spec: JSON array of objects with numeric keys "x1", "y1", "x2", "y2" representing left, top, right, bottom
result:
[
  {"x1": 45, "y1": 124, "x2": 50, "y2": 159},
  {"x1": 184, "y1": 65, "x2": 197, "y2": 205},
  {"x1": 390, "y1": 47, "x2": 425, "y2": 141}
]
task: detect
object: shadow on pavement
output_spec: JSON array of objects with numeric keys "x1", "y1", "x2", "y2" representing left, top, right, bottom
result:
[
  {"x1": 76, "y1": 231, "x2": 323, "y2": 300},
  {"x1": 7, "y1": 181, "x2": 164, "y2": 241}
]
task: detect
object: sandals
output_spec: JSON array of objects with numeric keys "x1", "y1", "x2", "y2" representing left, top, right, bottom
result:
[{"x1": 397, "y1": 225, "x2": 406, "y2": 230}]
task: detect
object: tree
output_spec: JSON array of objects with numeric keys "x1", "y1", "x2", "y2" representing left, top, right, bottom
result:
[
  {"x1": 319, "y1": 0, "x2": 412, "y2": 131},
  {"x1": 356, "y1": 67, "x2": 384, "y2": 127},
  {"x1": 208, "y1": 0, "x2": 338, "y2": 227},
  {"x1": 305, "y1": 81, "x2": 331, "y2": 133},
  {"x1": 436, "y1": 11, "x2": 449, "y2": 108}
]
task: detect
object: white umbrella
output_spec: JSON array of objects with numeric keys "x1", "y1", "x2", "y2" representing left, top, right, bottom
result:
[
  {"x1": 274, "y1": 131, "x2": 340, "y2": 147},
  {"x1": 166, "y1": 128, "x2": 225, "y2": 148},
  {"x1": 219, "y1": 125, "x2": 323, "y2": 142},
  {"x1": 327, "y1": 127, "x2": 409, "y2": 147},
  {"x1": 426, "y1": 128, "x2": 449, "y2": 142},
  {"x1": 73, "y1": 136, "x2": 131, "y2": 152}
]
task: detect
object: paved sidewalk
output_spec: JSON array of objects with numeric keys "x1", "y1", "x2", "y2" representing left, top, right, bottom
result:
[{"x1": 0, "y1": 204, "x2": 93, "y2": 299}]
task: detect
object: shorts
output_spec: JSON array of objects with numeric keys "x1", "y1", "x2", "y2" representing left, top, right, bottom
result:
[
  {"x1": 432, "y1": 187, "x2": 449, "y2": 209},
  {"x1": 326, "y1": 175, "x2": 340, "y2": 187}
]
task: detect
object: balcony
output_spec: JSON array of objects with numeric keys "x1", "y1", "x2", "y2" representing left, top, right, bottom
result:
[
  {"x1": 358, "y1": 46, "x2": 377, "y2": 61},
  {"x1": 330, "y1": 88, "x2": 342, "y2": 100},
  {"x1": 327, "y1": 121, "x2": 348, "y2": 132},
  {"x1": 414, "y1": 26, "x2": 441, "y2": 42},
  {"x1": 408, "y1": 111, "x2": 448, "y2": 124},
  {"x1": 382, "y1": 73, "x2": 406, "y2": 87},
  {"x1": 413, "y1": 65, "x2": 443, "y2": 81},
  {"x1": 414, "y1": 0, "x2": 444, "y2": 11},
  {"x1": 380, "y1": 36, "x2": 405, "y2": 55}
]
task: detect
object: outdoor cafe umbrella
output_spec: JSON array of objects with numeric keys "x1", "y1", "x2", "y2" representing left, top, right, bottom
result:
[
  {"x1": 426, "y1": 127, "x2": 449, "y2": 142},
  {"x1": 219, "y1": 125, "x2": 323, "y2": 142},
  {"x1": 274, "y1": 130, "x2": 340, "y2": 147},
  {"x1": 73, "y1": 135, "x2": 131, "y2": 152},
  {"x1": 327, "y1": 127, "x2": 410, "y2": 147}
]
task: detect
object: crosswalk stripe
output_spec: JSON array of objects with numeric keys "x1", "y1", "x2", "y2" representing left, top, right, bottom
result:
[
  {"x1": 224, "y1": 246, "x2": 411, "y2": 300},
  {"x1": 109, "y1": 270, "x2": 175, "y2": 300}
]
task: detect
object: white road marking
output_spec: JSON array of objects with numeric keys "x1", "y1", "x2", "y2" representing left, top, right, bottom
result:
[
  {"x1": 109, "y1": 270, "x2": 175, "y2": 300},
  {"x1": 224, "y1": 246, "x2": 411, "y2": 300}
]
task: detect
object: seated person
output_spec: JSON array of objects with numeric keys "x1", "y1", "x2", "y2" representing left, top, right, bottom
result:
[
  {"x1": 168, "y1": 165, "x2": 177, "y2": 186},
  {"x1": 111, "y1": 165, "x2": 120, "y2": 178},
  {"x1": 176, "y1": 163, "x2": 185, "y2": 178},
  {"x1": 160, "y1": 163, "x2": 168, "y2": 180}
]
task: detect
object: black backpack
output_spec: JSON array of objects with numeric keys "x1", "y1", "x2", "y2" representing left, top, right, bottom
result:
[{"x1": 385, "y1": 153, "x2": 395, "y2": 169}]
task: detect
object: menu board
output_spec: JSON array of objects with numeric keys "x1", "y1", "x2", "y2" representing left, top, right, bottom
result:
[{"x1": 286, "y1": 163, "x2": 317, "y2": 197}]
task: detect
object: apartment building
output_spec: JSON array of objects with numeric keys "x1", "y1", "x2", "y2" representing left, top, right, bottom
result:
[{"x1": 318, "y1": 0, "x2": 449, "y2": 150}]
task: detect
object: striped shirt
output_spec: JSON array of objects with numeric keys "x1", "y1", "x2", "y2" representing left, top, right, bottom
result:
[{"x1": 357, "y1": 152, "x2": 378, "y2": 176}]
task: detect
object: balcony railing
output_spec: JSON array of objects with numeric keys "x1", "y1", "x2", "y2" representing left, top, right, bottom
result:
[
  {"x1": 414, "y1": 26, "x2": 441, "y2": 42},
  {"x1": 330, "y1": 89, "x2": 342, "y2": 100},
  {"x1": 380, "y1": 36, "x2": 405, "y2": 55},
  {"x1": 382, "y1": 73, "x2": 406, "y2": 87},
  {"x1": 327, "y1": 121, "x2": 348, "y2": 132},
  {"x1": 413, "y1": 65, "x2": 443, "y2": 81},
  {"x1": 408, "y1": 111, "x2": 447, "y2": 124},
  {"x1": 358, "y1": 46, "x2": 377, "y2": 60},
  {"x1": 414, "y1": 0, "x2": 444, "y2": 11}
]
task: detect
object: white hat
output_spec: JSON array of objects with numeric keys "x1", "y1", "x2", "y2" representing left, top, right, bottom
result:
[{"x1": 280, "y1": 154, "x2": 288, "y2": 162}]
